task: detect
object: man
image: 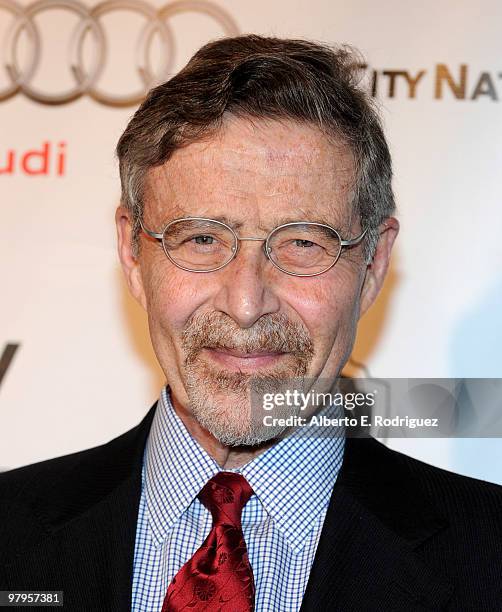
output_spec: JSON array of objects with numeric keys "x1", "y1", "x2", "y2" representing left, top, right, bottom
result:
[{"x1": 1, "y1": 35, "x2": 501, "y2": 612}]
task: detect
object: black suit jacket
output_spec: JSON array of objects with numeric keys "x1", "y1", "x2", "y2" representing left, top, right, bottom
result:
[{"x1": 1, "y1": 402, "x2": 501, "y2": 611}]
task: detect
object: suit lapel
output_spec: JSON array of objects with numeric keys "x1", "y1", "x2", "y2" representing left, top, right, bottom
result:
[
  {"x1": 3, "y1": 403, "x2": 157, "y2": 612},
  {"x1": 300, "y1": 437, "x2": 454, "y2": 611}
]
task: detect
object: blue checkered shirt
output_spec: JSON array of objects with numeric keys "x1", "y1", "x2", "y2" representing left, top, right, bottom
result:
[{"x1": 131, "y1": 386, "x2": 345, "y2": 611}]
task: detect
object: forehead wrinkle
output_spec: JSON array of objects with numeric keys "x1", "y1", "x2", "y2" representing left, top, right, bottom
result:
[
  {"x1": 183, "y1": 128, "x2": 345, "y2": 180},
  {"x1": 143, "y1": 118, "x2": 357, "y2": 232},
  {"x1": 219, "y1": 151, "x2": 340, "y2": 182}
]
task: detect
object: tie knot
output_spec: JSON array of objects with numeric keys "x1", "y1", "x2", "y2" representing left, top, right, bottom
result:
[{"x1": 198, "y1": 472, "x2": 253, "y2": 527}]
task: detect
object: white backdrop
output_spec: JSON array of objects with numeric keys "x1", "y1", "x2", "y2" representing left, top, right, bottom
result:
[{"x1": 1, "y1": 0, "x2": 501, "y2": 482}]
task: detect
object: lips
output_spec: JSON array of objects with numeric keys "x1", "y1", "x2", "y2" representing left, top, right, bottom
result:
[
  {"x1": 202, "y1": 346, "x2": 287, "y2": 370},
  {"x1": 209, "y1": 347, "x2": 285, "y2": 358}
]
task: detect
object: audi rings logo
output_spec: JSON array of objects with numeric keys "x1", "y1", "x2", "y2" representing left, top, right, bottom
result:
[{"x1": 0, "y1": 0, "x2": 239, "y2": 106}]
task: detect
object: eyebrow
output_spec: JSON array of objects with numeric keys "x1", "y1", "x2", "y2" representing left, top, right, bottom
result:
[{"x1": 162, "y1": 208, "x2": 347, "y2": 233}]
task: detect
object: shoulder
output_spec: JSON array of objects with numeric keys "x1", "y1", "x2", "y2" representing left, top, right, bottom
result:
[
  {"x1": 0, "y1": 437, "x2": 118, "y2": 506},
  {"x1": 0, "y1": 404, "x2": 157, "y2": 536},
  {"x1": 342, "y1": 436, "x2": 502, "y2": 532},
  {"x1": 384, "y1": 439, "x2": 502, "y2": 510}
]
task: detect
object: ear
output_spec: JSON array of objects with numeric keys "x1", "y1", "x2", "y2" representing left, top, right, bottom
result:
[
  {"x1": 115, "y1": 205, "x2": 147, "y2": 310},
  {"x1": 359, "y1": 217, "x2": 399, "y2": 318}
]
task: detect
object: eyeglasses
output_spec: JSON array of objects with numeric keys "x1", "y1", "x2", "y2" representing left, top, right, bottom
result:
[{"x1": 140, "y1": 216, "x2": 367, "y2": 277}]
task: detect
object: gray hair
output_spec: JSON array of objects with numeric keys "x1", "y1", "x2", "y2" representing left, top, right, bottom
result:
[{"x1": 116, "y1": 34, "x2": 395, "y2": 262}]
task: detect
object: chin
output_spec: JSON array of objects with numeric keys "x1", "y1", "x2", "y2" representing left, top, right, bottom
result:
[
  {"x1": 183, "y1": 352, "x2": 310, "y2": 446},
  {"x1": 196, "y1": 410, "x2": 286, "y2": 447},
  {"x1": 186, "y1": 382, "x2": 287, "y2": 447}
]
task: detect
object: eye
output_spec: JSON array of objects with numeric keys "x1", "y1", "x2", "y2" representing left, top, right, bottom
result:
[
  {"x1": 193, "y1": 235, "x2": 214, "y2": 245},
  {"x1": 294, "y1": 239, "x2": 315, "y2": 248},
  {"x1": 282, "y1": 238, "x2": 324, "y2": 253}
]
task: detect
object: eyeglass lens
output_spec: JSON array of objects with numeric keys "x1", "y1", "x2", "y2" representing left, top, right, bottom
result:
[{"x1": 161, "y1": 219, "x2": 342, "y2": 274}]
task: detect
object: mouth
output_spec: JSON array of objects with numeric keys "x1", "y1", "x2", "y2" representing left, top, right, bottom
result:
[{"x1": 202, "y1": 347, "x2": 287, "y2": 371}]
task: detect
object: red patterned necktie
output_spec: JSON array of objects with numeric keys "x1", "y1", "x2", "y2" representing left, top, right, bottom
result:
[{"x1": 162, "y1": 472, "x2": 255, "y2": 612}]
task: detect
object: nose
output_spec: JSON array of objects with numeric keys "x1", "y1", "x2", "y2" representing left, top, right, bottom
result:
[{"x1": 212, "y1": 240, "x2": 281, "y2": 329}]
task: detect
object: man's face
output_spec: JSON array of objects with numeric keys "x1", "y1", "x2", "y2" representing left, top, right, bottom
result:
[{"x1": 117, "y1": 116, "x2": 396, "y2": 445}]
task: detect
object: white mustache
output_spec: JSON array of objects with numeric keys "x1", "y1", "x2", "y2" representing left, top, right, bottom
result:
[{"x1": 182, "y1": 312, "x2": 314, "y2": 361}]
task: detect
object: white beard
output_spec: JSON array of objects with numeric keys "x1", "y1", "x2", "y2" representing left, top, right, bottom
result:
[
  {"x1": 185, "y1": 365, "x2": 309, "y2": 446},
  {"x1": 181, "y1": 312, "x2": 315, "y2": 447}
]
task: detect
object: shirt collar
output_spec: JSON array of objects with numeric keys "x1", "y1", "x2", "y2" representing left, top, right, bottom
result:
[
  {"x1": 144, "y1": 387, "x2": 220, "y2": 548},
  {"x1": 144, "y1": 386, "x2": 345, "y2": 553},
  {"x1": 239, "y1": 413, "x2": 344, "y2": 552}
]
